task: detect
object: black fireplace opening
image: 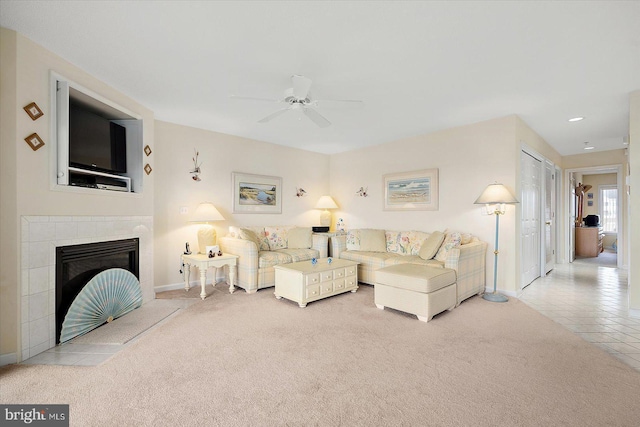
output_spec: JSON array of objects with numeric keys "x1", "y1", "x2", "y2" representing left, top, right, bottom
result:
[{"x1": 56, "y1": 238, "x2": 139, "y2": 344}]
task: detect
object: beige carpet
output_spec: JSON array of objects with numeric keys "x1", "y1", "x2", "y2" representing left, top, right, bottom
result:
[
  {"x1": 2, "y1": 284, "x2": 640, "y2": 426},
  {"x1": 155, "y1": 284, "x2": 215, "y2": 299},
  {"x1": 71, "y1": 306, "x2": 179, "y2": 345}
]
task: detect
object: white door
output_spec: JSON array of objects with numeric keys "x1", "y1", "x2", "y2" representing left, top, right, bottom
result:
[
  {"x1": 544, "y1": 161, "x2": 555, "y2": 274},
  {"x1": 521, "y1": 151, "x2": 541, "y2": 288}
]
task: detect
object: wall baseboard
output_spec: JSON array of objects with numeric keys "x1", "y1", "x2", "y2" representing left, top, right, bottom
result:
[
  {"x1": 154, "y1": 281, "x2": 198, "y2": 293},
  {"x1": 0, "y1": 353, "x2": 17, "y2": 366}
]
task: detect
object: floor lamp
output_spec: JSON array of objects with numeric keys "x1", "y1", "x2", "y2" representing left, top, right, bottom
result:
[{"x1": 474, "y1": 183, "x2": 519, "y2": 302}]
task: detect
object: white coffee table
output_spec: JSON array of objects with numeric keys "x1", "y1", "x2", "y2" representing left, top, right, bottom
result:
[{"x1": 274, "y1": 258, "x2": 358, "y2": 307}]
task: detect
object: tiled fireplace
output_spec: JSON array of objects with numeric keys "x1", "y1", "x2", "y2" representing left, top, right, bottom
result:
[{"x1": 20, "y1": 215, "x2": 153, "y2": 361}]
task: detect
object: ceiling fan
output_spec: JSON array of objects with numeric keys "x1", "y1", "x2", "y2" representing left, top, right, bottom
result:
[{"x1": 231, "y1": 75, "x2": 363, "y2": 128}]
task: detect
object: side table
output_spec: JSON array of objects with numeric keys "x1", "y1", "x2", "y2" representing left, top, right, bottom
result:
[{"x1": 182, "y1": 253, "x2": 238, "y2": 300}]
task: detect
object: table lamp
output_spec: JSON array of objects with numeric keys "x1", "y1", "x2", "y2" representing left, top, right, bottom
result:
[
  {"x1": 315, "y1": 196, "x2": 338, "y2": 228},
  {"x1": 190, "y1": 202, "x2": 224, "y2": 254},
  {"x1": 474, "y1": 183, "x2": 519, "y2": 302}
]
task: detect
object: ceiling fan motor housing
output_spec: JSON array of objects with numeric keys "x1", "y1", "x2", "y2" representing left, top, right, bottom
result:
[{"x1": 284, "y1": 88, "x2": 311, "y2": 104}]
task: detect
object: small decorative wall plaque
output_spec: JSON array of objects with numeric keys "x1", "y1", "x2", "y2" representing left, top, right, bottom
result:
[
  {"x1": 144, "y1": 145, "x2": 152, "y2": 156},
  {"x1": 296, "y1": 187, "x2": 307, "y2": 197},
  {"x1": 23, "y1": 102, "x2": 44, "y2": 121},
  {"x1": 144, "y1": 163, "x2": 152, "y2": 175},
  {"x1": 24, "y1": 133, "x2": 45, "y2": 151}
]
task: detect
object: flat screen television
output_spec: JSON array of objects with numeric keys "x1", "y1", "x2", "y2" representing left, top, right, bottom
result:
[{"x1": 68, "y1": 100, "x2": 127, "y2": 174}]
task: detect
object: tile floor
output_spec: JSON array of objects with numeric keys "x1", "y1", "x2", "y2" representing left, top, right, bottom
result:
[
  {"x1": 520, "y1": 250, "x2": 640, "y2": 372},
  {"x1": 23, "y1": 255, "x2": 640, "y2": 372},
  {"x1": 22, "y1": 297, "x2": 198, "y2": 366}
]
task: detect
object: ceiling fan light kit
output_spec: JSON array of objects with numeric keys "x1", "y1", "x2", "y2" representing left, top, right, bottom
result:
[{"x1": 234, "y1": 75, "x2": 362, "y2": 128}]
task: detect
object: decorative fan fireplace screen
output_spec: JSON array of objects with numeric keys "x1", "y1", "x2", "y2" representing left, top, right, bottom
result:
[{"x1": 56, "y1": 238, "x2": 139, "y2": 343}]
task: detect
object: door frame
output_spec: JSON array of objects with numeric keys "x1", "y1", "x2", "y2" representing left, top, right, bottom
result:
[{"x1": 563, "y1": 164, "x2": 624, "y2": 268}]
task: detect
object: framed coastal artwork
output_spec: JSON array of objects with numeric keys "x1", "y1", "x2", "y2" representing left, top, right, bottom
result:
[
  {"x1": 232, "y1": 172, "x2": 282, "y2": 214},
  {"x1": 383, "y1": 168, "x2": 439, "y2": 211}
]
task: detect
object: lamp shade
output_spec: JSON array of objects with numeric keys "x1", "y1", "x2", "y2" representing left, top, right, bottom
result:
[
  {"x1": 315, "y1": 196, "x2": 338, "y2": 210},
  {"x1": 190, "y1": 202, "x2": 225, "y2": 222},
  {"x1": 474, "y1": 184, "x2": 519, "y2": 204}
]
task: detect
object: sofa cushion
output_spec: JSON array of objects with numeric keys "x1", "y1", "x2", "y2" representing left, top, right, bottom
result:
[
  {"x1": 258, "y1": 251, "x2": 293, "y2": 268},
  {"x1": 340, "y1": 250, "x2": 399, "y2": 269},
  {"x1": 375, "y1": 264, "x2": 456, "y2": 294},
  {"x1": 419, "y1": 231, "x2": 445, "y2": 260},
  {"x1": 434, "y1": 232, "x2": 462, "y2": 262},
  {"x1": 359, "y1": 229, "x2": 386, "y2": 252},
  {"x1": 276, "y1": 248, "x2": 318, "y2": 262},
  {"x1": 264, "y1": 226, "x2": 291, "y2": 250},
  {"x1": 346, "y1": 230, "x2": 361, "y2": 250},
  {"x1": 385, "y1": 255, "x2": 444, "y2": 268},
  {"x1": 287, "y1": 227, "x2": 312, "y2": 249},
  {"x1": 244, "y1": 227, "x2": 270, "y2": 251},
  {"x1": 238, "y1": 228, "x2": 262, "y2": 249},
  {"x1": 386, "y1": 230, "x2": 431, "y2": 255}
]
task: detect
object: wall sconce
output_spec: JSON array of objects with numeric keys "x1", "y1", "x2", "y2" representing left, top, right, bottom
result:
[
  {"x1": 190, "y1": 149, "x2": 202, "y2": 181},
  {"x1": 356, "y1": 187, "x2": 368, "y2": 197}
]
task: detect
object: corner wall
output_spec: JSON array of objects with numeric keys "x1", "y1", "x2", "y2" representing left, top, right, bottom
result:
[
  {"x1": 153, "y1": 121, "x2": 331, "y2": 290},
  {"x1": 329, "y1": 116, "x2": 519, "y2": 295}
]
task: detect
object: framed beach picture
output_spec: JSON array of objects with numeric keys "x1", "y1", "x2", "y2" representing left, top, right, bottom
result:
[
  {"x1": 232, "y1": 172, "x2": 282, "y2": 214},
  {"x1": 383, "y1": 168, "x2": 439, "y2": 211}
]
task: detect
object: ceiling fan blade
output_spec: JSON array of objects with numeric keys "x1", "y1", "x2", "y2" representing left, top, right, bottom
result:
[
  {"x1": 302, "y1": 107, "x2": 331, "y2": 128},
  {"x1": 313, "y1": 99, "x2": 364, "y2": 109},
  {"x1": 258, "y1": 107, "x2": 291, "y2": 123},
  {"x1": 230, "y1": 95, "x2": 281, "y2": 103},
  {"x1": 292, "y1": 75, "x2": 312, "y2": 100}
]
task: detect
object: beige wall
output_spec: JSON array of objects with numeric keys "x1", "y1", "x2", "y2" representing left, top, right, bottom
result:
[
  {"x1": 582, "y1": 173, "x2": 616, "y2": 217},
  {"x1": 330, "y1": 115, "x2": 520, "y2": 295},
  {"x1": 0, "y1": 29, "x2": 19, "y2": 361},
  {"x1": 629, "y1": 90, "x2": 640, "y2": 315},
  {"x1": 562, "y1": 149, "x2": 627, "y2": 169},
  {"x1": 0, "y1": 29, "x2": 154, "y2": 360},
  {"x1": 153, "y1": 121, "x2": 330, "y2": 289}
]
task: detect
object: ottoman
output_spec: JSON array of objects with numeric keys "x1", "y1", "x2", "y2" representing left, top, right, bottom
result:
[{"x1": 374, "y1": 264, "x2": 457, "y2": 322}]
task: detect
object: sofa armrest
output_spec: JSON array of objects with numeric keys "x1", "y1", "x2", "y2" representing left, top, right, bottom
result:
[
  {"x1": 445, "y1": 241, "x2": 488, "y2": 303},
  {"x1": 218, "y1": 237, "x2": 259, "y2": 292},
  {"x1": 331, "y1": 235, "x2": 347, "y2": 259},
  {"x1": 312, "y1": 234, "x2": 329, "y2": 258}
]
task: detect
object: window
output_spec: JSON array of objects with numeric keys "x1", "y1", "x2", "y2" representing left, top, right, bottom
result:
[{"x1": 599, "y1": 185, "x2": 617, "y2": 233}]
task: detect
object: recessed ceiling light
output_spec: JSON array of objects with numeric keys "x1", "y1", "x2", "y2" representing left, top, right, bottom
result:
[{"x1": 568, "y1": 117, "x2": 584, "y2": 122}]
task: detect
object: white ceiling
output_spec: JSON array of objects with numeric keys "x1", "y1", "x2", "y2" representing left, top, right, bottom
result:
[{"x1": 2, "y1": 1, "x2": 639, "y2": 155}]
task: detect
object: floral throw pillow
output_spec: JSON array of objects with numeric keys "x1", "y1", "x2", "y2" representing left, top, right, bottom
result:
[
  {"x1": 434, "y1": 232, "x2": 462, "y2": 262},
  {"x1": 346, "y1": 230, "x2": 361, "y2": 251},
  {"x1": 264, "y1": 226, "x2": 291, "y2": 250},
  {"x1": 410, "y1": 231, "x2": 430, "y2": 255},
  {"x1": 246, "y1": 227, "x2": 270, "y2": 251}
]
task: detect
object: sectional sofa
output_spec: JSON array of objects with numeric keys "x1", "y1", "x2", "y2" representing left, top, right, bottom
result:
[{"x1": 331, "y1": 229, "x2": 487, "y2": 305}]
